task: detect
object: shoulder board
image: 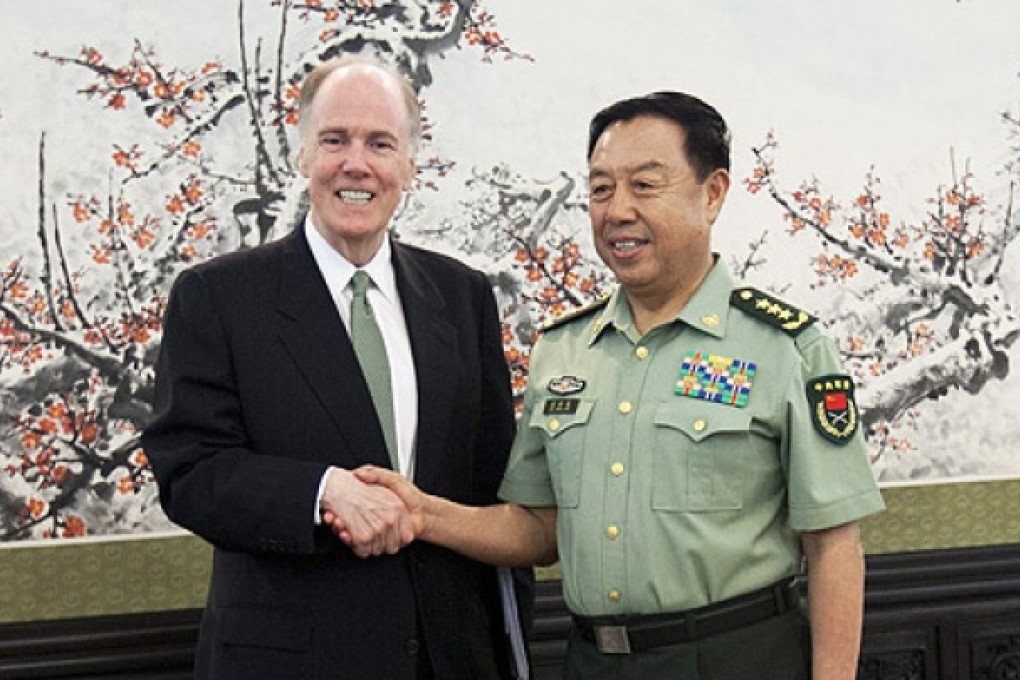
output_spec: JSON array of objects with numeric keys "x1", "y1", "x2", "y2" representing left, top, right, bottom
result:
[
  {"x1": 730, "y1": 287, "x2": 816, "y2": 337},
  {"x1": 541, "y1": 296, "x2": 610, "y2": 332}
]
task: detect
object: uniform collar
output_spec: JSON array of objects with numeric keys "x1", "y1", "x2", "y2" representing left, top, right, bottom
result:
[
  {"x1": 588, "y1": 287, "x2": 635, "y2": 346},
  {"x1": 675, "y1": 259, "x2": 733, "y2": 339},
  {"x1": 588, "y1": 257, "x2": 734, "y2": 346}
]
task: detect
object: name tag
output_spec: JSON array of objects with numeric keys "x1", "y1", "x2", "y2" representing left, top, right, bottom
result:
[{"x1": 544, "y1": 398, "x2": 579, "y2": 415}]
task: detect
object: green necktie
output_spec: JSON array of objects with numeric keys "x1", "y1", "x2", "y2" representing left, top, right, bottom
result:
[{"x1": 350, "y1": 270, "x2": 398, "y2": 470}]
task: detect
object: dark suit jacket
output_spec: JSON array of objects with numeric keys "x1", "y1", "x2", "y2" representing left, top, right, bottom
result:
[{"x1": 143, "y1": 227, "x2": 523, "y2": 679}]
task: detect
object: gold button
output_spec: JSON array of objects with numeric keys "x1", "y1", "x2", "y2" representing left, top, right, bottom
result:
[
  {"x1": 608, "y1": 589, "x2": 622, "y2": 602},
  {"x1": 610, "y1": 462, "x2": 625, "y2": 477},
  {"x1": 607, "y1": 525, "x2": 620, "y2": 539},
  {"x1": 635, "y1": 346, "x2": 649, "y2": 360},
  {"x1": 693, "y1": 418, "x2": 707, "y2": 432},
  {"x1": 618, "y1": 401, "x2": 632, "y2": 414},
  {"x1": 702, "y1": 314, "x2": 720, "y2": 327},
  {"x1": 549, "y1": 418, "x2": 560, "y2": 431}
]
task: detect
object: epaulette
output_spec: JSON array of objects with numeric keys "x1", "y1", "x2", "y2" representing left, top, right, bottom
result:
[
  {"x1": 540, "y1": 296, "x2": 610, "y2": 332},
  {"x1": 730, "y1": 287, "x2": 816, "y2": 337}
]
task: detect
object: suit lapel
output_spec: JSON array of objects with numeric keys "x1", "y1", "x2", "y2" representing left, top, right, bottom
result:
[
  {"x1": 393, "y1": 243, "x2": 459, "y2": 489},
  {"x1": 272, "y1": 229, "x2": 391, "y2": 469}
]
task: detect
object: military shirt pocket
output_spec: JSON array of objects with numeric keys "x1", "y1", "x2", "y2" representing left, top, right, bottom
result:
[
  {"x1": 652, "y1": 402, "x2": 750, "y2": 512},
  {"x1": 529, "y1": 398, "x2": 595, "y2": 508}
]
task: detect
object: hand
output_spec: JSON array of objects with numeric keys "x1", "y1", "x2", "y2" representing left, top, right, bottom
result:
[
  {"x1": 352, "y1": 465, "x2": 428, "y2": 538},
  {"x1": 319, "y1": 467, "x2": 415, "y2": 558}
]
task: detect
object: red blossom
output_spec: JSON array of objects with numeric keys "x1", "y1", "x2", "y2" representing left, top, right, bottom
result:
[{"x1": 63, "y1": 515, "x2": 86, "y2": 538}]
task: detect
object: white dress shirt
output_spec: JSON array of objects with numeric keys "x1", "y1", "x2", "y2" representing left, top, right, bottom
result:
[{"x1": 305, "y1": 219, "x2": 419, "y2": 517}]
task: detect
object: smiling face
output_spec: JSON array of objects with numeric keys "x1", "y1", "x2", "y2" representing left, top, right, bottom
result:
[
  {"x1": 297, "y1": 64, "x2": 416, "y2": 265},
  {"x1": 587, "y1": 115, "x2": 729, "y2": 310}
]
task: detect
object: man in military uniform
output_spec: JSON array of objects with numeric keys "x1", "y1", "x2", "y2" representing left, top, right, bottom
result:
[{"x1": 340, "y1": 91, "x2": 885, "y2": 679}]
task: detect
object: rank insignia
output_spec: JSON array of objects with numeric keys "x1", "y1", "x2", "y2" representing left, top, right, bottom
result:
[
  {"x1": 730, "y1": 287, "x2": 816, "y2": 337},
  {"x1": 548, "y1": 375, "x2": 586, "y2": 396},
  {"x1": 675, "y1": 352, "x2": 756, "y2": 408},
  {"x1": 807, "y1": 375, "x2": 859, "y2": 445}
]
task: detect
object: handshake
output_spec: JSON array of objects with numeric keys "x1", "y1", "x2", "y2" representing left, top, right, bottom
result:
[
  {"x1": 319, "y1": 465, "x2": 431, "y2": 559},
  {"x1": 320, "y1": 465, "x2": 558, "y2": 567}
]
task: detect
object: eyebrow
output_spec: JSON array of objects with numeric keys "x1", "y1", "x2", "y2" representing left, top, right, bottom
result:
[
  {"x1": 317, "y1": 126, "x2": 400, "y2": 140},
  {"x1": 588, "y1": 160, "x2": 666, "y2": 181}
]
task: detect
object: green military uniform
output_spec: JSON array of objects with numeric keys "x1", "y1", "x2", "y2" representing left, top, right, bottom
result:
[{"x1": 499, "y1": 259, "x2": 884, "y2": 678}]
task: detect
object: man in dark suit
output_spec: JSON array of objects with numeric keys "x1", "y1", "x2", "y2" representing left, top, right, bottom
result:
[{"x1": 142, "y1": 54, "x2": 527, "y2": 679}]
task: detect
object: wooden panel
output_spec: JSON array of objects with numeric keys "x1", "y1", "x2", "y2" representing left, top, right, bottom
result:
[
  {"x1": 859, "y1": 626, "x2": 937, "y2": 679},
  {"x1": 861, "y1": 544, "x2": 1020, "y2": 679},
  {"x1": 1, "y1": 544, "x2": 1019, "y2": 678},
  {"x1": 0, "y1": 610, "x2": 197, "y2": 679}
]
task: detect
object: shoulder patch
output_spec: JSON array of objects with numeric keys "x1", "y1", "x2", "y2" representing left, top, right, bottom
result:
[
  {"x1": 730, "y1": 287, "x2": 816, "y2": 337},
  {"x1": 806, "y1": 375, "x2": 859, "y2": 445},
  {"x1": 541, "y1": 296, "x2": 610, "y2": 332}
]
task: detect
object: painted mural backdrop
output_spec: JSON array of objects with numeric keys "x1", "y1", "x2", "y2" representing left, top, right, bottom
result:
[{"x1": 1, "y1": 0, "x2": 1018, "y2": 542}]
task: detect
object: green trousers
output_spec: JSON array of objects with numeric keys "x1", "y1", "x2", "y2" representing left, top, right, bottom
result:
[{"x1": 564, "y1": 607, "x2": 811, "y2": 680}]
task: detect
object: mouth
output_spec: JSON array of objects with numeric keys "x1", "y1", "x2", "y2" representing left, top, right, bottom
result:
[
  {"x1": 335, "y1": 189, "x2": 374, "y2": 205},
  {"x1": 608, "y1": 237, "x2": 649, "y2": 256}
]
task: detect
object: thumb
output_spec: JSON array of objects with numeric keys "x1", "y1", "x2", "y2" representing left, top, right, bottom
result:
[{"x1": 353, "y1": 465, "x2": 384, "y2": 485}]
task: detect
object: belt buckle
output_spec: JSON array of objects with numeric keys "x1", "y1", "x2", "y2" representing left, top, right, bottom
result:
[{"x1": 593, "y1": 625, "x2": 632, "y2": 654}]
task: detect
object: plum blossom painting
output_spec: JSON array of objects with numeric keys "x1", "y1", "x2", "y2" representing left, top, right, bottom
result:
[{"x1": 1, "y1": 0, "x2": 1019, "y2": 545}]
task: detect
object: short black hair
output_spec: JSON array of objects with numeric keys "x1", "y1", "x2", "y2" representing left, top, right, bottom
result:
[{"x1": 587, "y1": 91, "x2": 731, "y2": 182}]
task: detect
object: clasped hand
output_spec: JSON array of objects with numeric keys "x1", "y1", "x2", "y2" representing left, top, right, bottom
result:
[{"x1": 320, "y1": 466, "x2": 425, "y2": 558}]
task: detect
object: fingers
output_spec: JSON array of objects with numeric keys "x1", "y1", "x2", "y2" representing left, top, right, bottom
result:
[
  {"x1": 321, "y1": 510, "x2": 353, "y2": 546},
  {"x1": 347, "y1": 499, "x2": 405, "y2": 558},
  {"x1": 347, "y1": 498, "x2": 409, "y2": 556},
  {"x1": 320, "y1": 468, "x2": 416, "y2": 558}
]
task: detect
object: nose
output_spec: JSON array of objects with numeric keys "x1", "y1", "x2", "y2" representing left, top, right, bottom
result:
[
  {"x1": 339, "y1": 143, "x2": 370, "y2": 176},
  {"x1": 604, "y1": 187, "x2": 636, "y2": 225}
]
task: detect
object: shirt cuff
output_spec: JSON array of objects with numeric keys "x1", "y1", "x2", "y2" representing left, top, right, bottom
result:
[
  {"x1": 790, "y1": 488, "x2": 886, "y2": 532},
  {"x1": 314, "y1": 467, "x2": 336, "y2": 525},
  {"x1": 499, "y1": 478, "x2": 557, "y2": 507}
]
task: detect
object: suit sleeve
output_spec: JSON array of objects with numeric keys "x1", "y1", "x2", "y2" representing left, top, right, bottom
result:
[{"x1": 142, "y1": 268, "x2": 329, "y2": 555}]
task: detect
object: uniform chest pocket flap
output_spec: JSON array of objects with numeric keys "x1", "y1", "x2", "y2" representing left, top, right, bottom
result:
[
  {"x1": 530, "y1": 398, "x2": 595, "y2": 437},
  {"x1": 529, "y1": 398, "x2": 595, "y2": 508},
  {"x1": 652, "y1": 402, "x2": 751, "y2": 512}
]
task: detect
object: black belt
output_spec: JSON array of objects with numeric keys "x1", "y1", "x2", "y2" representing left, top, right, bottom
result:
[{"x1": 573, "y1": 577, "x2": 800, "y2": 654}]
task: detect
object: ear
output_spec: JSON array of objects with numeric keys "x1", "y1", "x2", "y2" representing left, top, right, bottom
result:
[
  {"x1": 703, "y1": 168, "x2": 731, "y2": 225},
  {"x1": 296, "y1": 145, "x2": 311, "y2": 178},
  {"x1": 401, "y1": 156, "x2": 416, "y2": 191}
]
